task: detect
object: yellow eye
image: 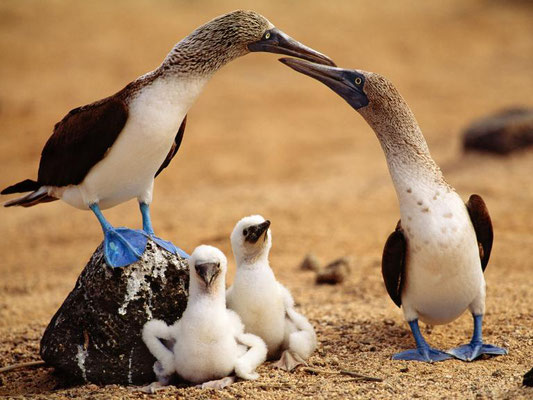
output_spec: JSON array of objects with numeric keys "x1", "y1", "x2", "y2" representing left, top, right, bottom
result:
[
  {"x1": 264, "y1": 31, "x2": 271, "y2": 40},
  {"x1": 355, "y1": 77, "x2": 362, "y2": 85}
]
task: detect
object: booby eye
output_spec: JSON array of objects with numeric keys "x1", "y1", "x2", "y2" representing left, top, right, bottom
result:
[
  {"x1": 354, "y1": 77, "x2": 362, "y2": 85},
  {"x1": 264, "y1": 31, "x2": 271, "y2": 40},
  {"x1": 242, "y1": 228, "x2": 248, "y2": 236}
]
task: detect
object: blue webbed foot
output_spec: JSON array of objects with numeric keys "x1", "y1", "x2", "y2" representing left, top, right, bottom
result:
[
  {"x1": 447, "y1": 314, "x2": 508, "y2": 361},
  {"x1": 447, "y1": 343, "x2": 507, "y2": 362},
  {"x1": 393, "y1": 347, "x2": 452, "y2": 362},
  {"x1": 104, "y1": 227, "x2": 148, "y2": 268},
  {"x1": 139, "y1": 202, "x2": 189, "y2": 258},
  {"x1": 393, "y1": 319, "x2": 453, "y2": 363},
  {"x1": 150, "y1": 235, "x2": 189, "y2": 259}
]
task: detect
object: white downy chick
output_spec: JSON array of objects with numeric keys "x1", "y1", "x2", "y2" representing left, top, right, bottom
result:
[
  {"x1": 227, "y1": 215, "x2": 317, "y2": 371},
  {"x1": 142, "y1": 245, "x2": 267, "y2": 390}
]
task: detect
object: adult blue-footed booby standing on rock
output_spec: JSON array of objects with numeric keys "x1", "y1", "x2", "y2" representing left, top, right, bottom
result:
[
  {"x1": 0, "y1": 10, "x2": 334, "y2": 268},
  {"x1": 280, "y1": 58, "x2": 507, "y2": 363}
]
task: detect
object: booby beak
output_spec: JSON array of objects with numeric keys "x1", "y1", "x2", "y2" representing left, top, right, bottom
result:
[
  {"x1": 248, "y1": 28, "x2": 335, "y2": 67},
  {"x1": 279, "y1": 58, "x2": 369, "y2": 110},
  {"x1": 195, "y1": 262, "x2": 221, "y2": 287},
  {"x1": 244, "y1": 220, "x2": 271, "y2": 244}
]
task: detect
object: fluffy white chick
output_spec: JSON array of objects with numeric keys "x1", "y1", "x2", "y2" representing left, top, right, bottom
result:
[
  {"x1": 142, "y1": 245, "x2": 267, "y2": 391},
  {"x1": 227, "y1": 215, "x2": 317, "y2": 371}
]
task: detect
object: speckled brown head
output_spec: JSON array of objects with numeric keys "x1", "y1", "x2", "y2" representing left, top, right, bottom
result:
[{"x1": 164, "y1": 10, "x2": 334, "y2": 75}]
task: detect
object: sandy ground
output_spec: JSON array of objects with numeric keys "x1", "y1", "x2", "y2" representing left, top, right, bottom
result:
[{"x1": 1, "y1": 0, "x2": 532, "y2": 398}]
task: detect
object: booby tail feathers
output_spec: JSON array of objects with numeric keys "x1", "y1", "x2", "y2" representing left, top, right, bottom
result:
[
  {"x1": 3, "y1": 186, "x2": 57, "y2": 207},
  {"x1": 1, "y1": 179, "x2": 40, "y2": 194}
]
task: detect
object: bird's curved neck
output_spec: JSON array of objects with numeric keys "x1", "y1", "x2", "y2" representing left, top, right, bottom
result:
[
  {"x1": 160, "y1": 30, "x2": 246, "y2": 77},
  {"x1": 358, "y1": 95, "x2": 447, "y2": 192}
]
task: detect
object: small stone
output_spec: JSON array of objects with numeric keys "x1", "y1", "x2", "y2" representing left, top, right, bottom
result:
[
  {"x1": 399, "y1": 367, "x2": 408, "y2": 373},
  {"x1": 315, "y1": 257, "x2": 352, "y2": 285},
  {"x1": 384, "y1": 319, "x2": 395, "y2": 326},
  {"x1": 299, "y1": 253, "x2": 321, "y2": 272},
  {"x1": 40, "y1": 239, "x2": 189, "y2": 385},
  {"x1": 463, "y1": 107, "x2": 533, "y2": 154}
]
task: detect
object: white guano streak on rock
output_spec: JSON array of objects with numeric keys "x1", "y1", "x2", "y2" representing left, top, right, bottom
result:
[
  {"x1": 118, "y1": 244, "x2": 169, "y2": 316},
  {"x1": 128, "y1": 347, "x2": 134, "y2": 384},
  {"x1": 76, "y1": 344, "x2": 88, "y2": 382}
]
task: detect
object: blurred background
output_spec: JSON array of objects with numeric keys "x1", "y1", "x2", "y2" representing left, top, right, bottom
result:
[{"x1": 0, "y1": 1, "x2": 532, "y2": 397}]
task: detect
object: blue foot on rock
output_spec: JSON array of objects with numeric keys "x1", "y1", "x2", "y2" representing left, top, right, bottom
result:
[
  {"x1": 447, "y1": 343, "x2": 507, "y2": 362},
  {"x1": 393, "y1": 347, "x2": 452, "y2": 362},
  {"x1": 139, "y1": 202, "x2": 189, "y2": 258},
  {"x1": 104, "y1": 227, "x2": 148, "y2": 268},
  {"x1": 150, "y1": 235, "x2": 189, "y2": 259}
]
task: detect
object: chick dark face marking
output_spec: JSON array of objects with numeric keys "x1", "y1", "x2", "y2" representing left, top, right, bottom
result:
[
  {"x1": 244, "y1": 220, "x2": 271, "y2": 244},
  {"x1": 195, "y1": 262, "x2": 221, "y2": 288}
]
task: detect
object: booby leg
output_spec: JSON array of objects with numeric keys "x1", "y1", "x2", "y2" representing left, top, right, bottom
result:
[
  {"x1": 139, "y1": 203, "x2": 189, "y2": 258},
  {"x1": 393, "y1": 320, "x2": 452, "y2": 362},
  {"x1": 447, "y1": 314, "x2": 507, "y2": 361},
  {"x1": 90, "y1": 204, "x2": 148, "y2": 268}
]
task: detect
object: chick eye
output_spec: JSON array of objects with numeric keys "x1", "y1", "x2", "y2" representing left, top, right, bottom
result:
[
  {"x1": 354, "y1": 77, "x2": 362, "y2": 85},
  {"x1": 243, "y1": 229, "x2": 248, "y2": 236},
  {"x1": 264, "y1": 31, "x2": 271, "y2": 40}
]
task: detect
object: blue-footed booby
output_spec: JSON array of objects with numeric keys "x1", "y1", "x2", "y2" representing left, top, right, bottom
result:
[
  {"x1": 227, "y1": 215, "x2": 317, "y2": 371},
  {"x1": 142, "y1": 245, "x2": 267, "y2": 391},
  {"x1": 280, "y1": 58, "x2": 507, "y2": 363},
  {"x1": 1, "y1": 10, "x2": 334, "y2": 268}
]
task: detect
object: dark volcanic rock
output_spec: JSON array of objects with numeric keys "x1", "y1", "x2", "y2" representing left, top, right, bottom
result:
[
  {"x1": 524, "y1": 367, "x2": 533, "y2": 387},
  {"x1": 463, "y1": 108, "x2": 533, "y2": 154},
  {"x1": 40, "y1": 239, "x2": 189, "y2": 385}
]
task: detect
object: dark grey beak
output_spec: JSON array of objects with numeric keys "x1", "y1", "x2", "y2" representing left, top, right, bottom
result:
[
  {"x1": 248, "y1": 28, "x2": 335, "y2": 67},
  {"x1": 195, "y1": 262, "x2": 220, "y2": 287},
  {"x1": 279, "y1": 57, "x2": 369, "y2": 110},
  {"x1": 244, "y1": 220, "x2": 271, "y2": 244}
]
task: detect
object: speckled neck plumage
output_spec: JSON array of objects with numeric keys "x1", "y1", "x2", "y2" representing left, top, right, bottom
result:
[
  {"x1": 161, "y1": 10, "x2": 270, "y2": 77},
  {"x1": 117, "y1": 10, "x2": 269, "y2": 101},
  {"x1": 358, "y1": 74, "x2": 449, "y2": 190}
]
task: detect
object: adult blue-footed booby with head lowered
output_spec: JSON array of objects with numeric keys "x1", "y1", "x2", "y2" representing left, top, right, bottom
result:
[
  {"x1": 280, "y1": 58, "x2": 507, "y2": 363},
  {"x1": 0, "y1": 10, "x2": 334, "y2": 268}
]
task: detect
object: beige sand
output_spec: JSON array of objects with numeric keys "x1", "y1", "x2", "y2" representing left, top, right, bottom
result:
[{"x1": 0, "y1": 1, "x2": 531, "y2": 398}]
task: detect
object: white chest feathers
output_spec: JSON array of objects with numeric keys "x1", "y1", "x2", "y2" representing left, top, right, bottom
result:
[
  {"x1": 227, "y1": 266, "x2": 286, "y2": 357},
  {"x1": 61, "y1": 75, "x2": 208, "y2": 209},
  {"x1": 396, "y1": 183, "x2": 485, "y2": 325}
]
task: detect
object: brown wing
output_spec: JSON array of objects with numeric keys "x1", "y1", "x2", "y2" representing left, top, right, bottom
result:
[
  {"x1": 466, "y1": 194, "x2": 493, "y2": 271},
  {"x1": 37, "y1": 97, "x2": 128, "y2": 187},
  {"x1": 381, "y1": 220, "x2": 406, "y2": 308},
  {"x1": 155, "y1": 115, "x2": 187, "y2": 178}
]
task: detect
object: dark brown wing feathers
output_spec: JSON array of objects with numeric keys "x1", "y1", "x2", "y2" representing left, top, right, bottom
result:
[
  {"x1": 381, "y1": 220, "x2": 406, "y2": 308},
  {"x1": 37, "y1": 97, "x2": 128, "y2": 187},
  {"x1": 466, "y1": 194, "x2": 493, "y2": 271},
  {"x1": 155, "y1": 115, "x2": 187, "y2": 177}
]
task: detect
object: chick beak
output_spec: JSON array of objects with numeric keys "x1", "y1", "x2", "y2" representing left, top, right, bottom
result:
[
  {"x1": 248, "y1": 28, "x2": 335, "y2": 66},
  {"x1": 195, "y1": 262, "x2": 220, "y2": 287},
  {"x1": 244, "y1": 220, "x2": 271, "y2": 244}
]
